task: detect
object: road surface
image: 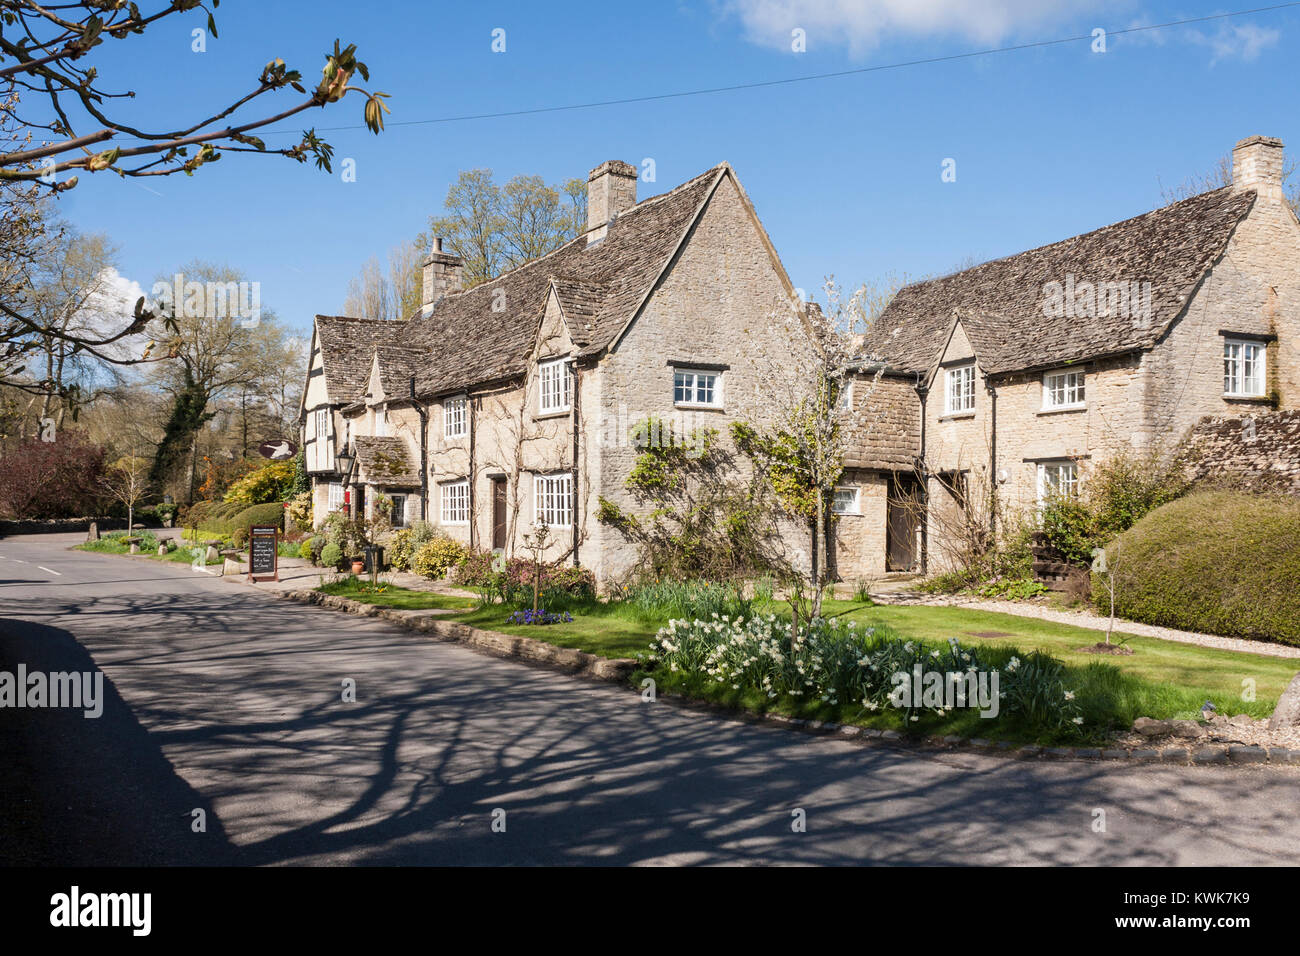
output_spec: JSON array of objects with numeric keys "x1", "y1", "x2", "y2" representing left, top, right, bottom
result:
[{"x1": 2, "y1": 532, "x2": 1298, "y2": 866}]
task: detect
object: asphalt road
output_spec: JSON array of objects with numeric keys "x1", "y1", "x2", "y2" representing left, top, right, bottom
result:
[{"x1": 2, "y1": 532, "x2": 1298, "y2": 866}]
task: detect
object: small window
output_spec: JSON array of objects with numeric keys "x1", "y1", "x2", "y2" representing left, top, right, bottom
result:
[
  {"x1": 444, "y1": 395, "x2": 468, "y2": 438},
  {"x1": 1042, "y1": 370, "x2": 1085, "y2": 410},
  {"x1": 673, "y1": 368, "x2": 722, "y2": 408},
  {"x1": 1224, "y1": 339, "x2": 1266, "y2": 397},
  {"x1": 836, "y1": 382, "x2": 854, "y2": 411},
  {"x1": 389, "y1": 494, "x2": 407, "y2": 528},
  {"x1": 1038, "y1": 461, "x2": 1079, "y2": 504},
  {"x1": 374, "y1": 408, "x2": 389, "y2": 437},
  {"x1": 944, "y1": 364, "x2": 975, "y2": 415},
  {"x1": 831, "y1": 487, "x2": 860, "y2": 515},
  {"x1": 538, "y1": 359, "x2": 571, "y2": 414},
  {"x1": 327, "y1": 482, "x2": 344, "y2": 512},
  {"x1": 314, "y1": 407, "x2": 328, "y2": 440},
  {"x1": 440, "y1": 480, "x2": 469, "y2": 525},
  {"x1": 535, "y1": 472, "x2": 573, "y2": 528}
]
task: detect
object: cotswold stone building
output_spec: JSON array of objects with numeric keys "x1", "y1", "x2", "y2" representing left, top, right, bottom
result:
[
  {"x1": 837, "y1": 135, "x2": 1300, "y2": 578},
  {"x1": 300, "y1": 160, "x2": 815, "y2": 582}
]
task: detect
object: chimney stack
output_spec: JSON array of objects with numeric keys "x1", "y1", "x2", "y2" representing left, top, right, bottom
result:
[
  {"x1": 1232, "y1": 135, "x2": 1285, "y2": 200},
  {"x1": 586, "y1": 160, "x2": 637, "y2": 245},
  {"x1": 421, "y1": 237, "x2": 464, "y2": 315}
]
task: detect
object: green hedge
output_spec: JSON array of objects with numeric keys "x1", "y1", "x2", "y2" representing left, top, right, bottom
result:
[
  {"x1": 186, "y1": 500, "x2": 285, "y2": 535},
  {"x1": 1094, "y1": 490, "x2": 1300, "y2": 646}
]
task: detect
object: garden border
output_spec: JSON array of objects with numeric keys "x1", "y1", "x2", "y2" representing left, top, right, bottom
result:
[{"x1": 269, "y1": 587, "x2": 1300, "y2": 770}]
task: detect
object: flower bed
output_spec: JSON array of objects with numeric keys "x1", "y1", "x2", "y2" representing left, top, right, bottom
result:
[
  {"x1": 644, "y1": 614, "x2": 1085, "y2": 739},
  {"x1": 508, "y1": 609, "x2": 575, "y2": 626}
]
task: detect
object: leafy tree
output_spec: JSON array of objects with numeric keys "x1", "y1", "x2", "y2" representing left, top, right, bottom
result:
[
  {"x1": 0, "y1": 3, "x2": 388, "y2": 398},
  {"x1": 420, "y1": 169, "x2": 587, "y2": 288}
]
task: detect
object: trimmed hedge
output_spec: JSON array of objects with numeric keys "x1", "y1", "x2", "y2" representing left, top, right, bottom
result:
[
  {"x1": 1094, "y1": 490, "x2": 1300, "y2": 647},
  {"x1": 184, "y1": 500, "x2": 284, "y2": 535}
]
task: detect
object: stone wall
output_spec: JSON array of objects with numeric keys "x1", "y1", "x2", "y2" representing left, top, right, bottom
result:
[{"x1": 1179, "y1": 409, "x2": 1300, "y2": 494}]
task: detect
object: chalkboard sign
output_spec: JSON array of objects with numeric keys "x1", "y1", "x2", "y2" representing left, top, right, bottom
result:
[{"x1": 248, "y1": 525, "x2": 279, "y2": 582}]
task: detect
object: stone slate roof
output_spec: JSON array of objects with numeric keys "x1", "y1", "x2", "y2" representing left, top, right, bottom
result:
[
  {"x1": 842, "y1": 372, "x2": 921, "y2": 470},
  {"x1": 401, "y1": 165, "x2": 724, "y2": 396},
  {"x1": 314, "y1": 315, "x2": 396, "y2": 403},
  {"x1": 863, "y1": 187, "x2": 1258, "y2": 375},
  {"x1": 373, "y1": 342, "x2": 422, "y2": 400},
  {"x1": 353, "y1": 435, "x2": 421, "y2": 488},
  {"x1": 1178, "y1": 410, "x2": 1300, "y2": 495}
]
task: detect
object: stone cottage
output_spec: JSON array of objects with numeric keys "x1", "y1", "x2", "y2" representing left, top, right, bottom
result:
[
  {"x1": 837, "y1": 135, "x2": 1300, "y2": 578},
  {"x1": 300, "y1": 159, "x2": 816, "y2": 582}
]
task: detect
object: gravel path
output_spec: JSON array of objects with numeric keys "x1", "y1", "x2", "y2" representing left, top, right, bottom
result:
[{"x1": 874, "y1": 592, "x2": 1300, "y2": 661}]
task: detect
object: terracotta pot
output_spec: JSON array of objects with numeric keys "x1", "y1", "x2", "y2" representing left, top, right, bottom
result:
[{"x1": 350, "y1": 560, "x2": 365, "y2": 575}]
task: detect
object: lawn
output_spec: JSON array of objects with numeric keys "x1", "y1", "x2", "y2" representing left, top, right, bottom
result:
[
  {"x1": 76, "y1": 533, "x2": 222, "y2": 565},
  {"x1": 317, "y1": 577, "x2": 478, "y2": 611}
]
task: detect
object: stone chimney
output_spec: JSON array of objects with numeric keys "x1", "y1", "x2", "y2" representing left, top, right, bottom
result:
[
  {"x1": 586, "y1": 160, "x2": 637, "y2": 245},
  {"x1": 421, "y1": 237, "x2": 464, "y2": 315},
  {"x1": 1232, "y1": 135, "x2": 1285, "y2": 200}
]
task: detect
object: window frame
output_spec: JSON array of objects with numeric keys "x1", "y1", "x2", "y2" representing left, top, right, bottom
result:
[
  {"x1": 944, "y1": 363, "x2": 976, "y2": 415},
  {"x1": 327, "y1": 481, "x2": 344, "y2": 512},
  {"x1": 534, "y1": 471, "x2": 574, "y2": 529},
  {"x1": 1041, "y1": 369, "x2": 1086, "y2": 411},
  {"x1": 1037, "y1": 460, "x2": 1080, "y2": 505},
  {"x1": 389, "y1": 494, "x2": 408, "y2": 528},
  {"x1": 538, "y1": 358, "x2": 572, "y2": 415},
  {"x1": 443, "y1": 394, "x2": 468, "y2": 439},
  {"x1": 1223, "y1": 338, "x2": 1266, "y2": 398},
  {"x1": 831, "y1": 486, "x2": 860, "y2": 515},
  {"x1": 672, "y1": 367, "x2": 723, "y2": 409},
  {"x1": 439, "y1": 479, "x2": 470, "y2": 525}
]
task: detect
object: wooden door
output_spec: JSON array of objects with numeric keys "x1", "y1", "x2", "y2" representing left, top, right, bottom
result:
[
  {"x1": 886, "y1": 474, "x2": 921, "y2": 571},
  {"x1": 491, "y1": 477, "x2": 507, "y2": 550}
]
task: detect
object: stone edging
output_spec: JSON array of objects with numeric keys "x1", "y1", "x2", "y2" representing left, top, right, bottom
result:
[
  {"x1": 273, "y1": 588, "x2": 1300, "y2": 770},
  {"x1": 275, "y1": 588, "x2": 638, "y2": 682}
]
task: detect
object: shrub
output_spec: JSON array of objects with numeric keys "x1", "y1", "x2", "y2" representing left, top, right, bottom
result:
[
  {"x1": 298, "y1": 539, "x2": 315, "y2": 562},
  {"x1": 223, "y1": 460, "x2": 298, "y2": 505},
  {"x1": 411, "y1": 536, "x2": 467, "y2": 579},
  {"x1": 285, "y1": 491, "x2": 313, "y2": 530},
  {"x1": 223, "y1": 502, "x2": 286, "y2": 535},
  {"x1": 319, "y1": 542, "x2": 343, "y2": 569},
  {"x1": 231, "y1": 527, "x2": 247, "y2": 549},
  {"x1": 0, "y1": 433, "x2": 107, "y2": 518},
  {"x1": 454, "y1": 550, "x2": 499, "y2": 588},
  {"x1": 388, "y1": 521, "x2": 438, "y2": 571},
  {"x1": 1094, "y1": 490, "x2": 1300, "y2": 646}
]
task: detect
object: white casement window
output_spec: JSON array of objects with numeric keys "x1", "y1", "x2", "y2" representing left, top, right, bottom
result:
[
  {"x1": 538, "y1": 359, "x2": 571, "y2": 414},
  {"x1": 831, "y1": 486, "x2": 860, "y2": 515},
  {"x1": 440, "y1": 480, "x2": 469, "y2": 525},
  {"x1": 944, "y1": 364, "x2": 975, "y2": 414},
  {"x1": 327, "y1": 482, "x2": 344, "y2": 512},
  {"x1": 836, "y1": 382, "x2": 854, "y2": 411},
  {"x1": 1038, "y1": 461, "x2": 1079, "y2": 504},
  {"x1": 1224, "y1": 339, "x2": 1266, "y2": 397},
  {"x1": 444, "y1": 394, "x2": 468, "y2": 438},
  {"x1": 1042, "y1": 369, "x2": 1086, "y2": 410},
  {"x1": 374, "y1": 408, "x2": 389, "y2": 437},
  {"x1": 389, "y1": 494, "x2": 408, "y2": 528},
  {"x1": 535, "y1": 472, "x2": 573, "y2": 528},
  {"x1": 673, "y1": 368, "x2": 722, "y2": 408}
]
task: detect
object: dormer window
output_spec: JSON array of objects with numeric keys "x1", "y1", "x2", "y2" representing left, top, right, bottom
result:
[
  {"x1": 944, "y1": 363, "x2": 975, "y2": 415},
  {"x1": 538, "y1": 358, "x2": 571, "y2": 414}
]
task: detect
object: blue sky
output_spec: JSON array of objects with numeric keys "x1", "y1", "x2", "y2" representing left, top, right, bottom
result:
[{"x1": 51, "y1": 0, "x2": 1300, "y2": 337}]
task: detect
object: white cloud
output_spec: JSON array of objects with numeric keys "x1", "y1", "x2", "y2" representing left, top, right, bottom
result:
[
  {"x1": 1189, "y1": 23, "x2": 1280, "y2": 65},
  {"x1": 722, "y1": 0, "x2": 1116, "y2": 54}
]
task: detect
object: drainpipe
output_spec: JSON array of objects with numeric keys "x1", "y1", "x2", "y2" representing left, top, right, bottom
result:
[
  {"x1": 468, "y1": 395, "x2": 477, "y2": 551},
  {"x1": 571, "y1": 363, "x2": 581, "y2": 567},
  {"x1": 410, "y1": 376, "x2": 427, "y2": 522},
  {"x1": 986, "y1": 375, "x2": 998, "y2": 540},
  {"x1": 916, "y1": 376, "x2": 929, "y2": 576}
]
